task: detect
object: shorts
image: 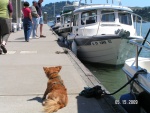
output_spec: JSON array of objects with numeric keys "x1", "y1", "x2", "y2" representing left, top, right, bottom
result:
[
  {"x1": 0, "y1": 18, "x2": 11, "y2": 37},
  {"x1": 38, "y1": 16, "x2": 44, "y2": 24}
]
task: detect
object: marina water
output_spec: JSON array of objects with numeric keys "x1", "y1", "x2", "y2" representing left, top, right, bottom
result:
[{"x1": 48, "y1": 22, "x2": 150, "y2": 99}]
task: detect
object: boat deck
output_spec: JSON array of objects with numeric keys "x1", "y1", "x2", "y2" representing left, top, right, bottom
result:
[{"x1": 0, "y1": 24, "x2": 127, "y2": 113}]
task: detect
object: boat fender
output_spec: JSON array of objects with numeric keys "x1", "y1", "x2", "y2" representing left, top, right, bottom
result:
[
  {"x1": 119, "y1": 29, "x2": 125, "y2": 37},
  {"x1": 58, "y1": 36, "x2": 64, "y2": 42},
  {"x1": 125, "y1": 31, "x2": 130, "y2": 38},
  {"x1": 64, "y1": 38, "x2": 69, "y2": 47},
  {"x1": 120, "y1": 93, "x2": 140, "y2": 113},
  {"x1": 71, "y1": 40, "x2": 77, "y2": 56}
]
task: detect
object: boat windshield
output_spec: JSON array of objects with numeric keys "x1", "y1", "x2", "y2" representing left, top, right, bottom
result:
[
  {"x1": 73, "y1": 14, "x2": 79, "y2": 26},
  {"x1": 101, "y1": 11, "x2": 115, "y2": 22},
  {"x1": 64, "y1": 15, "x2": 71, "y2": 24},
  {"x1": 81, "y1": 10, "x2": 97, "y2": 25},
  {"x1": 118, "y1": 12, "x2": 132, "y2": 25},
  {"x1": 63, "y1": 6, "x2": 75, "y2": 13},
  {"x1": 56, "y1": 17, "x2": 60, "y2": 23}
]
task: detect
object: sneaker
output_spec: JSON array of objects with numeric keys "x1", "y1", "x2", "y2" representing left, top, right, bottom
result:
[
  {"x1": 29, "y1": 37, "x2": 32, "y2": 39},
  {"x1": 33, "y1": 36, "x2": 39, "y2": 39},
  {"x1": 36, "y1": 36, "x2": 39, "y2": 38},
  {"x1": 1, "y1": 44, "x2": 7, "y2": 53},
  {"x1": 40, "y1": 35, "x2": 46, "y2": 38}
]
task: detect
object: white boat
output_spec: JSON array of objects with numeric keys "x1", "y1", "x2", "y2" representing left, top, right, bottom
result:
[
  {"x1": 52, "y1": 15, "x2": 61, "y2": 32},
  {"x1": 58, "y1": 2, "x2": 79, "y2": 38},
  {"x1": 67, "y1": 3, "x2": 144, "y2": 65},
  {"x1": 122, "y1": 37, "x2": 150, "y2": 113}
]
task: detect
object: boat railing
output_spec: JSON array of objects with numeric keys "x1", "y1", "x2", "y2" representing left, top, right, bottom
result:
[
  {"x1": 132, "y1": 12, "x2": 143, "y2": 36},
  {"x1": 129, "y1": 37, "x2": 150, "y2": 68}
]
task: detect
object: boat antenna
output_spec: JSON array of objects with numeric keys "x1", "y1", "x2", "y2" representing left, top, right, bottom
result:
[
  {"x1": 118, "y1": 0, "x2": 122, "y2": 6},
  {"x1": 112, "y1": 0, "x2": 113, "y2": 4},
  {"x1": 85, "y1": 0, "x2": 87, "y2": 4},
  {"x1": 90, "y1": 0, "x2": 92, "y2": 3},
  {"x1": 79, "y1": 0, "x2": 82, "y2": 6},
  {"x1": 107, "y1": 0, "x2": 108, "y2": 3},
  {"x1": 53, "y1": 2, "x2": 55, "y2": 18}
]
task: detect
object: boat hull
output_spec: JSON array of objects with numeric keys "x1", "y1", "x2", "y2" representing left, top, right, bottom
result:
[
  {"x1": 123, "y1": 57, "x2": 150, "y2": 93},
  {"x1": 73, "y1": 35, "x2": 136, "y2": 65},
  {"x1": 59, "y1": 27, "x2": 72, "y2": 38}
]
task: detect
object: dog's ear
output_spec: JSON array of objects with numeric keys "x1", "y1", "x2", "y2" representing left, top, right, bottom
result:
[
  {"x1": 56, "y1": 66, "x2": 62, "y2": 72},
  {"x1": 43, "y1": 67, "x2": 51, "y2": 78},
  {"x1": 43, "y1": 67, "x2": 46, "y2": 71},
  {"x1": 43, "y1": 67, "x2": 48, "y2": 73}
]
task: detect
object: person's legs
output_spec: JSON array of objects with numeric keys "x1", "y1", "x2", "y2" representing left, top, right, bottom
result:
[
  {"x1": 1, "y1": 34, "x2": 10, "y2": 53},
  {"x1": 0, "y1": 18, "x2": 11, "y2": 53},
  {"x1": 36, "y1": 17, "x2": 39, "y2": 37},
  {"x1": 40, "y1": 24, "x2": 43, "y2": 36},
  {"x1": 39, "y1": 16, "x2": 46, "y2": 38},
  {"x1": 2, "y1": 18, "x2": 11, "y2": 44},
  {"x1": 23, "y1": 19, "x2": 28, "y2": 41},
  {"x1": 31, "y1": 18, "x2": 35, "y2": 38},
  {"x1": 26, "y1": 19, "x2": 32, "y2": 41}
]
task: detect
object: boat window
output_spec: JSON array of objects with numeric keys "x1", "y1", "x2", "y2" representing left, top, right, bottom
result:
[
  {"x1": 101, "y1": 11, "x2": 115, "y2": 22},
  {"x1": 73, "y1": 14, "x2": 79, "y2": 26},
  {"x1": 81, "y1": 10, "x2": 97, "y2": 25},
  {"x1": 56, "y1": 17, "x2": 60, "y2": 23},
  {"x1": 61, "y1": 16, "x2": 63, "y2": 24},
  {"x1": 118, "y1": 13, "x2": 132, "y2": 25},
  {"x1": 64, "y1": 15, "x2": 71, "y2": 24}
]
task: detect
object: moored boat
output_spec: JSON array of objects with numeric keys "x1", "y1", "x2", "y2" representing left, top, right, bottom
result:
[
  {"x1": 58, "y1": 2, "x2": 79, "y2": 38},
  {"x1": 67, "y1": 1, "x2": 144, "y2": 65},
  {"x1": 121, "y1": 35, "x2": 150, "y2": 113},
  {"x1": 52, "y1": 14, "x2": 61, "y2": 33}
]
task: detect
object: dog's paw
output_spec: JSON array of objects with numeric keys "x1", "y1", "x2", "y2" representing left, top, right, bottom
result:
[{"x1": 42, "y1": 101, "x2": 46, "y2": 106}]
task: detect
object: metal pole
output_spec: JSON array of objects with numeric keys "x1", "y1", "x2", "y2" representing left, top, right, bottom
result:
[
  {"x1": 54, "y1": 3, "x2": 55, "y2": 17},
  {"x1": 138, "y1": 28, "x2": 150, "y2": 56},
  {"x1": 136, "y1": 46, "x2": 138, "y2": 68},
  {"x1": 85, "y1": 0, "x2": 87, "y2": 4}
]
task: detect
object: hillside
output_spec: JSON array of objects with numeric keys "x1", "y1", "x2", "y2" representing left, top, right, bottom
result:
[
  {"x1": 42, "y1": 1, "x2": 150, "y2": 21},
  {"x1": 132, "y1": 7, "x2": 150, "y2": 22},
  {"x1": 42, "y1": 1, "x2": 72, "y2": 20}
]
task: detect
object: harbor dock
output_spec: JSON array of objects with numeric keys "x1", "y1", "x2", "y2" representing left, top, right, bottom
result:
[{"x1": 0, "y1": 25, "x2": 127, "y2": 113}]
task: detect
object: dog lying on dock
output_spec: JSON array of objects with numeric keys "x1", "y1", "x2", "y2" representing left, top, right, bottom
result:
[{"x1": 43, "y1": 66, "x2": 68, "y2": 113}]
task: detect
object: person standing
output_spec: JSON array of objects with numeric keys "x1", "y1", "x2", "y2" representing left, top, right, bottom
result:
[
  {"x1": 0, "y1": 0, "x2": 13, "y2": 54},
  {"x1": 30, "y1": 1, "x2": 39, "y2": 39},
  {"x1": 22, "y1": 2, "x2": 33, "y2": 42},
  {"x1": 36, "y1": 0, "x2": 46, "y2": 38}
]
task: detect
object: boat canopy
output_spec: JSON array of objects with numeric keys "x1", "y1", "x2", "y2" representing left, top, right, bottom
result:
[{"x1": 74, "y1": 4, "x2": 133, "y2": 13}]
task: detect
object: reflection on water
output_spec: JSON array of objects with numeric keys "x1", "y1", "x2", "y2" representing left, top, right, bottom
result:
[{"x1": 84, "y1": 63, "x2": 129, "y2": 99}]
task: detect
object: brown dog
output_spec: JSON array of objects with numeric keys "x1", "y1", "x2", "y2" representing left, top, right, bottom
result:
[{"x1": 43, "y1": 66, "x2": 68, "y2": 113}]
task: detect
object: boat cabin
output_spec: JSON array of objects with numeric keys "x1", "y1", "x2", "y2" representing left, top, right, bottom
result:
[{"x1": 72, "y1": 4, "x2": 142, "y2": 37}]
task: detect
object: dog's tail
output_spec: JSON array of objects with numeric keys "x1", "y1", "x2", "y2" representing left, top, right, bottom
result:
[{"x1": 43, "y1": 98, "x2": 61, "y2": 113}]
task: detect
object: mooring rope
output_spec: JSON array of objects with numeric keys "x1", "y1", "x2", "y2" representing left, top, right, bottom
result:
[{"x1": 79, "y1": 69, "x2": 147, "y2": 98}]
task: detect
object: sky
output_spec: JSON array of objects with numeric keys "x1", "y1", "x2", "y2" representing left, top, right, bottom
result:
[{"x1": 25, "y1": 0, "x2": 150, "y2": 7}]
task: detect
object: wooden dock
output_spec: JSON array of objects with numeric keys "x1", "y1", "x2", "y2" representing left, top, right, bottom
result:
[{"x1": 0, "y1": 24, "x2": 127, "y2": 113}]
